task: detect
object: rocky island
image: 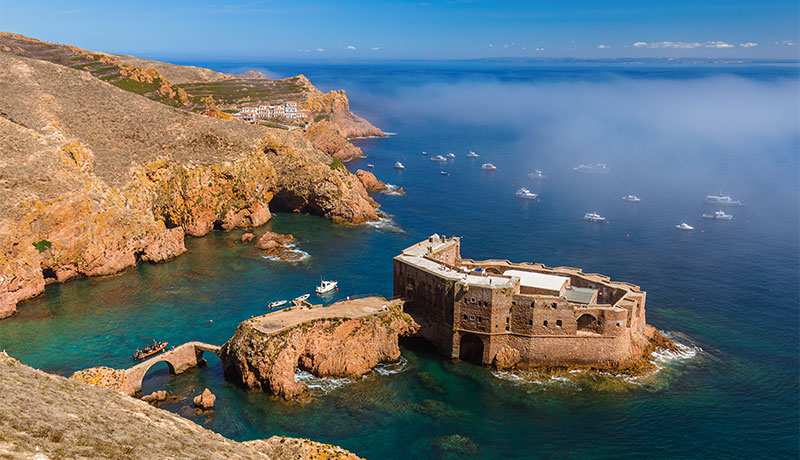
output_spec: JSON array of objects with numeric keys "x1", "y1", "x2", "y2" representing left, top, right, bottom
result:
[{"x1": 0, "y1": 33, "x2": 388, "y2": 319}]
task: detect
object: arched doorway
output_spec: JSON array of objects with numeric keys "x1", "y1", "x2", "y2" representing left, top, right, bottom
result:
[
  {"x1": 577, "y1": 313, "x2": 600, "y2": 333},
  {"x1": 459, "y1": 333, "x2": 484, "y2": 364}
]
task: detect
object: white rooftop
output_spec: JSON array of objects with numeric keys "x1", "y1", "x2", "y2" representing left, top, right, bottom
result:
[{"x1": 503, "y1": 269, "x2": 569, "y2": 292}]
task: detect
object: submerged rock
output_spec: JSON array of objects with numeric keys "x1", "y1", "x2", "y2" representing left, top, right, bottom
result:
[
  {"x1": 220, "y1": 297, "x2": 418, "y2": 399},
  {"x1": 433, "y1": 434, "x2": 480, "y2": 456},
  {"x1": 193, "y1": 388, "x2": 216, "y2": 410}
]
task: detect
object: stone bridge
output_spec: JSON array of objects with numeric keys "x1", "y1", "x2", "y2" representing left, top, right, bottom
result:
[{"x1": 123, "y1": 341, "x2": 220, "y2": 395}]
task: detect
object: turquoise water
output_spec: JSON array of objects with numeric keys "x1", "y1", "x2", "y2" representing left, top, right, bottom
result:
[{"x1": 1, "y1": 63, "x2": 798, "y2": 459}]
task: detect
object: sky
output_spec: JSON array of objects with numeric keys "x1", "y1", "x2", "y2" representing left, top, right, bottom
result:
[{"x1": 1, "y1": 0, "x2": 798, "y2": 60}]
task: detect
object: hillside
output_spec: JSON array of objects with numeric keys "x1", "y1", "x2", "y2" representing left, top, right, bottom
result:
[
  {"x1": 0, "y1": 49, "x2": 379, "y2": 319},
  {"x1": 0, "y1": 352, "x2": 363, "y2": 459}
]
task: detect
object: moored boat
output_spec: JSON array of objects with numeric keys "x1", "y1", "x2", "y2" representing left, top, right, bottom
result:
[
  {"x1": 583, "y1": 212, "x2": 606, "y2": 222},
  {"x1": 268, "y1": 300, "x2": 288, "y2": 309},
  {"x1": 294, "y1": 293, "x2": 310, "y2": 302},
  {"x1": 702, "y1": 210, "x2": 733, "y2": 220},
  {"x1": 316, "y1": 279, "x2": 338, "y2": 295},
  {"x1": 515, "y1": 188, "x2": 538, "y2": 199},
  {"x1": 675, "y1": 222, "x2": 694, "y2": 231},
  {"x1": 133, "y1": 340, "x2": 168, "y2": 361}
]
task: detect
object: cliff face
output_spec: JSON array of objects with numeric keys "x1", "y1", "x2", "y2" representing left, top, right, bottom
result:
[
  {"x1": 0, "y1": 50, "x2": 378, "y2": 318},
  {"x1": 219, "y1": 299, "x2": 418, "y2": 399},
  {"x1": 0, "y1": 352, "x2": 364, "y2": 459},
  {"x1": 305, "y1": 89, "x2": 385, "y2": 139}
]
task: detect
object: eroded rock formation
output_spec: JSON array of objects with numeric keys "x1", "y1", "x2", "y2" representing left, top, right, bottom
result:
[
  {"x1": 69, "y1": 366, "x2": 127, "y2": 393},
  {"x1": 193, "y1": 388, "x2": 216, "y2": 409},
  {"x1": 356, "y1": 169, "x2": 388, "y2": 192},
  {"x1": 219, "y1": 298, "x2": 418, "y2": 399}
]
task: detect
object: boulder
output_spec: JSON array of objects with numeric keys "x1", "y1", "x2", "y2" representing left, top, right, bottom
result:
[
  {"x1": 240, "y1": 233, "x2": 255, "y2": 243},
  {"x1": 193, "y1": 388, "x2": 216, "y2": 410},
  {"x1": 141, "y1": 390, "x2": 169, "y2": 403},
  {"x1": 254, "y1": 232, "x2": 295, "y2": 250},
  {"x1": 355, "y1": 169, "x2": 387, "y2": 192}
]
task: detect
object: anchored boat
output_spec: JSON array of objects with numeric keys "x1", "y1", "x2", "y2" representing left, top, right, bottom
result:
[
  {"x1": 316, "y1": 279, "x2": 338, "y2": 295},
  {"x1": 675, "y1": 222, "x2": 694, "y2": 231},
  {"x1": 466, "y1": 151, "x2": 479, "y2": 158},
  {"x1": 702, "y1": 210, "x2": 733, "y2": 220},
  {"x1": 704, "y1": 194, "x2": 742, "y2": 206},
  {"x1": 528, "y1": 170, "x2": 547, "y2": 180},
  {"x1": 293, "y1": 293, "x2": 310, "y2": 302},
  {"x1": 574, "y1": 163, "x2": 609, "y2": 174},
  {"x1": 583, "y1": 212, "x2": 606, "y2": 222},
  {"x1": 515, "y1": 188, "x2": 538, "y2": 200},
  {"x1": 622, "y1": 194, "x2": 641, "y2": 202},
  {"x1": 481, "y1": 163, "x2": 497, "y2": 171},
  {"x1": 394, "y1": 162, "x2": 405, "y2": 170}
]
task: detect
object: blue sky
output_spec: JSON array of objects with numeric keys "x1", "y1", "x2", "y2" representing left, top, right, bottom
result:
[{"x1": 1, "y1": 0, "x2": 798, "y2": 60}]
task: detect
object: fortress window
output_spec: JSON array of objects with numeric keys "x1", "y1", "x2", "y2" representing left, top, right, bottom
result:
[
  {"x1": 550, "y1": 303, "x2": 557, "y2": 310},
  {"x1": 469, "y1": 315, "x2": 475, "y2": 321},
  {"x1": 543, "y1": 320, "x2": 548, "y2": 327},
  {"x1": 463, "y1": 314, "x2": 467, "y2": 320},
  {"x1": 505, "y1": 325, "x2": 510, "y2": 331},
  {"x1": 531, "y1": 301, "x2": 536, "y2": 308},
  {"x1": 556, "y1": 320, "x2": 563, "y2": 327},
  {"x1": 506, "y1": 317, "x2": 510, "y2": 323},
  {"x1": 616, "y1": 322, "x2": 621, "y2": 327},
  {"x1": 528, "y1": 320, "x2": 533, "y2": 326},
  {"x1": 470, "y1": 297, "x2": 476, "y2": 304}
]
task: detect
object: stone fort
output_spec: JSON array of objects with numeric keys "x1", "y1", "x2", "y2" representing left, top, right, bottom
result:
[{"x1": 393, "y1": 235, "x2": 650, "y2": 369}]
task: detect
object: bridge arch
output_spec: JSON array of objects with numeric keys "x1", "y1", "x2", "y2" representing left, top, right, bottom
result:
[
  {"x1": 459, "y1": 333, "x2": 485, "y2": 365},
  {"x1": 122, "y1": 342, "x2": 221, "y2": 395}
]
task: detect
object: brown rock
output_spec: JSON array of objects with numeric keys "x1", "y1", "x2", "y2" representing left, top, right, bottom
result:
[
  {"x1": 355, "y1": 170, "x2": 387, "y2": 192},
  {"x1": 141, "y1": 390, "x2": 169, "y2": 403},
  {"x1": 69, "y1": 366, "x2": 126, "y2": 392},
  {"x1": 246, "y1": 436, "x2": 365, "y2": 460},
  {"x1": 492, "y1": 346, "x2": 521, "y2": 371},
  {"x1": 240, "y1": 233, "x2": 255, "y2": 243},
  {"x1": 304, "y1": 120, "x2": 364, "y2": 162},
  {"x1": 193, "y1": 388, "x2": 216, "y2": 409},
  {"x1": 254, "y1": 232, "x2": 295, "y2": 250}
]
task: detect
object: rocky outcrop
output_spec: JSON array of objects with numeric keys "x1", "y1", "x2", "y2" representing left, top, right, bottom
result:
[
  {"x1": 238, "y1": 70, "x2": 269, "y2": 80},
  {"x1": 0, "y1": 49, "x2": 379, "y2": 318},
  {"x1": 193, "y1": 388, "x2": 216, "y2": 409},
  {"x1": 241, "y1": 233, "x2": 256, "y2": 243},
  {"x1": 69, "y1": 366, "x2": 127, "y2": 392},
  {"x1": 254, "y1": 232, "x2": 294, "y2": 250},
  {"x1": 1, "y1": 352, "x2": 365, "y2": 459},
  {"x1": 219, "y1": 298, "x2": 418, "y2": 399},
  {"x1": 355, "y1": 170, "x2": 388, "y2": 192},
  {"x1": 305, "y1": 120, "x2": 364, "y2": 162},
  {"x1": 141, "y1": 390, "x2": 170, "y2": 404},
  {"x1": 304, "y1": 90, "x2": 384, "y2": 140},
  {"x1": 246, "y1": 436, "x2": 365, "y2": 460}
]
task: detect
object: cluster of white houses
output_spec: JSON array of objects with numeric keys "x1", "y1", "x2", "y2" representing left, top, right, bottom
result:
[{"x1": 234, "y1": 101, "x2": 307, "y2": 123}]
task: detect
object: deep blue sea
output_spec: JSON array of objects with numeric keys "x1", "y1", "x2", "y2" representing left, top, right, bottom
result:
[{"x1": 1, "y1": 61, "x2": 798, "y2": 459}]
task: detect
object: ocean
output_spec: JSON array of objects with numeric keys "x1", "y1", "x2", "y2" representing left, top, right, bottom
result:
[{"x1": 1, "y1": 61, "x2": 797, "y2": 459}]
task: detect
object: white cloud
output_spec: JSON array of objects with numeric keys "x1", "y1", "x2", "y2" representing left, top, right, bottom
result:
[
  {"x1": 299, "y1": 49, "x2": 311, "y2": 53},
  {"x1": 633, "y1": 41, "x2": 702, "y2": 49},
  {"x1": 346, "y1": 45, "x2": 356, "y2": 50},
  {"x1": 597, "y1": 44, "x2": 611, "y2": 49},
  {"x1": 316, "y1": 48, "x2": 325, "y2": 52},
  {"x1": 535, "y1": 47, "x2": 544, "y2": 51},
  {"x1": 705, "y1": 41, "x2": 734, "y2": 48},
  {"x1": 739, "y1": 42, "x2": 758, "y2": 48},
  {"x1": 371, "y1": 47, "x2": 380, "y2": 51},
  {"x1": 775, "y1": 40, "x2": 796, "y2": 46},
  {"x1": 488, "y1": 43, "x2": 494, "y2": 47}
]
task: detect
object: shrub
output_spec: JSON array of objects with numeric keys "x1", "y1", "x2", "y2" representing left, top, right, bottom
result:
[{"x1": 32, "y1": 240, "x2": 52, "y2": 253}]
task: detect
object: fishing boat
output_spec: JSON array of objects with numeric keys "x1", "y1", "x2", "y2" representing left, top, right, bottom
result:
[
  {"x1": 675, "y1": 222, "x2": 694, "y2": 231},
  {"x1": 702, "y1": 210, "x2": 733, "y2": 220},
  {"x1": 574, "y1": 163, "x2": 609, "y2": 174},
  {"x1": 446, "y1": 152, "x2": 456, "y2": 159},
  {"x1": 367, "y1": 164, "x2": 374, "y2": 169},
  {"x1": 316, "y1": 279, "x2": 338, "y2": 295},
  {"x1": 294, "y1": 293, "x2": 310, "y2": 302},
  {"x1": 622, "y1": 194, "x2": 641, "y2": 202},
  {"x1": 133, "y1": 340, "x2": 168, "y2": 361},
  {"x1": 481, "y1": 163, "x2": 497, "y2": 171},
  {"x1": 527, "y1": 170, "x2": 546, "y2": 180},
  {"x1": 430, "y1": 155, "x2": 447, "y2": 162},
  {"x1": 466, "y1": 151, "x2": 479, "y2": 158},
  {"x1": 268, "y1": 300, "x2": 287, "y2": 309},
  {"x1": 394, "y1": 162, "x2": 405, "y2": 170},
  {"x1": 515, "y1": 188, "x2": 538, "y2": 199},
  {"x1": 583, "y1": 212, "x2": 606, "y2": 222}
]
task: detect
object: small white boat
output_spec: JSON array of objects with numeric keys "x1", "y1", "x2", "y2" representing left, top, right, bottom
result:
[
  {"x1": 515, "y1": 188, "x2": 538, "y2": 200},
  {"x1": 527, "y1": 170, "x2": 546, "y2": 180},
  {"x1": 583, "y1": 212, "x2": 606, "y2": 222},
  {"x1": 316, "y1": 280, "x2": 338, "y2": 295},
  {"x1": 702, "y1": 210, "x2": 733, "y2": 220},
  {"x1": 481, "y1": 163, "x2": 497, "y2": 171},
  {"x1": 268, "y1": 300, "x2": 287, "y2": 309},
  {"x1": 622, "y1": 195, "x2": 641, "y2": 202},
  {"x1": 466, "y1": 151, "x2": 479, "y2": 158},
  {"x1": 394, "y1": 162, "x2": 405, "y2": 170},
  {"x1": 422, "y1": 151, "x2": 427, "y2": 155},
  {"x1": 367, "y1": 164, "x2": 374, "y2": 169},
  {"x1": 675, "y1": 222, "x2": 694, "y2": 231},
  {"x1": 446, "y1": 152, "x2": 456, "y2": 159},
  {"x1": 574, "y1": 163, "x2": 609, "y2": 174},
  {"x1": 704, "y1": 194, "x2": 743, "y2": 206},
  {"x1": 294, "y1": 293, "x2": 310, "y2": 302},
  {"x1": 430, "y1": 155, "x2": 447, "y2": 162},
  {"x1": 440, "y1": 171, "x2": 449, "y2": 176}
]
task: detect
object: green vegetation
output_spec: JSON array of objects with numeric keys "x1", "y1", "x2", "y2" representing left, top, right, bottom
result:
[
  {"x1": 89, "y1": 66, "x2": 118, "y2": 74},
  {"x1": 178, "y1": 79, "x2": 305, "y2": 106},
  {"x1": 110, "y1": 77, "x2": 161, "y2": 95},
  {"x1": 69, "y1": 62, "x2": 101, "y2": 70},
  {"x1": 98, "y1": 73, "x2": 121, "y2": 81},
  {"x1": 328, "y1": 157, "x2": 346, "y2": 172},
  {"x1": 314, "y1": 114, "x2": 329, "y2": 123},
  {"x1": 261, "y1": 123, "x2": 289, "y2": 130},
  {"x1": 32, "y1": 240, "x2": 52, "y2": 253}
]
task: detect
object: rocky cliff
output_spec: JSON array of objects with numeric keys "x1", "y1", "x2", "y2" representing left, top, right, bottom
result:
[
  {"x1": 0, "y1": 352, "x2": 364, "y2": 459},
  {"x1": 220, "y1": 298, "x2": 418, "y2": 399},
  {"x1": 0, "y1": 50, "x2": 378, "y2": 319}
]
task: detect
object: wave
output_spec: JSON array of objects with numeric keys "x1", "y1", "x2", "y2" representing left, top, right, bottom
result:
[
  {"x1": 294, "y1": 370, "x2": 354, "y2": 396},
  {"x1": 374, "y1": 355, "x2": 409, "y2": 376},
  {"x1": 260, "y1": 243, "x2": 311, "y2": 262},
  {"x1": 366, "y1": 217, "x2": 404, "y2": 232},
  {"x1": 381, "y1": 184, "x2": 404, "y2": 196}
]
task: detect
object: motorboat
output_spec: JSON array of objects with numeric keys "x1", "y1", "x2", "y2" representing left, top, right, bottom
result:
[
  {"x1": 583, "y1": 212, "x2": 606, "y2": 222},
  {"x1": 394, "y1": 162, "x2": 405, "y2": 170},
  {"x1": 574, "y1": 163, "x2": 609, "y2": 174},
  {"x1": 293, "y1": 293, "x2": 310, "y2": 302},
  {"x1": 527, "y1": 170, "x2": 547, "y2": 180},
  {"x1": 675, "y1": 222, "x2": 694, "y2": 231},
  {"x1": 316, "y1": 279, "x2": 338, "y2": 295},
  {"x1": 702, "y1": 210, "x2": 733, "y2": 220},
  {"x1": 133, "y1": 340, "x2": 168, "y2": 361},
  {"x1": 440, "y1": 171, "x2": 450, "y2": 176},
  {"x1": 704, "y1": 194, "x2": 742, "y2": 206},
  {"x1": 466, "y1": 151, "x2": 479, "y2": 158},
  {"x1": 481, "y1": 163, "x2": 497, "y2": 171},
  {"x1": 515, "y1": 188, "x2": 538, "y2": 200},
  {"x1": 422, "y1": 151, "x2": 427, "y2": 155},
  {"x1": 268, "y1": 300, "x2": 287, "y2": 309},
  {"x1": 622, "y1": 195, "x2": 641, "y2": 202},
  {"x1": 446, "y1": 152, "x2": 456, "y2": 159},
  {"x1": 367, "y1": 164, "x2": 374, "y2": 169},
  {"x1": 430, "y1": 155, "x2": 447, "y2": 162}
]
